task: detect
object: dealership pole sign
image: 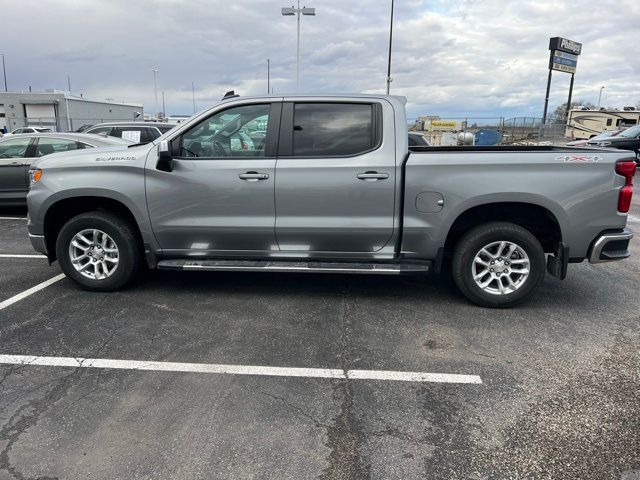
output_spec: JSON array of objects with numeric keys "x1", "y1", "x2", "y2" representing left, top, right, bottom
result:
[{"x1": 542, "y1": 37, "x2": 582, "y2": 124}]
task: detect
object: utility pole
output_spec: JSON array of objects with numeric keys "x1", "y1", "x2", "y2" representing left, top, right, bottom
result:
[
  {"x1": 1, "y1": 54, "x2": 7, "y2": 92},
  {"x1": 162, "y1": 91, "x2": 166, "y2": 118},
  {"x1": 192, "y1": 81, "x2": 196, "y2": 114},
  {"x1": 152, "y1": 68, "x2": 159, "y2": 118},
  {"x1": 67, "y1": 74, "x2": 71, "y2": 92},
  {"x1": 267, "y1": 58, "x2": 270, "y2": 94},
  {"x1": 386, "y1": 0, "x2": 395, "y2": 95}
]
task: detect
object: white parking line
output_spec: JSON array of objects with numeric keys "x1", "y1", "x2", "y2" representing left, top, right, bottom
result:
[
  {"x1": 0, "y1": 217, "x2": 27, "y2": 220},
  {"x1": 0, "y1": 254, "x2": 47, "y2": 259},
  {"x1": 0, "y1": 274, "x2": 65, "y2": 310},
  {"x1": 627, "y1": 215, "x2": 640, "y2": 224},
  {"x1": 0, "y1": 354, "x2": 483, "y2": 384}
]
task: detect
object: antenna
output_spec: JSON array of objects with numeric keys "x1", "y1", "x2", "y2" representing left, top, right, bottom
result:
[{"x1": 222, "y1": 90, "x2": 239, "y2": 100}]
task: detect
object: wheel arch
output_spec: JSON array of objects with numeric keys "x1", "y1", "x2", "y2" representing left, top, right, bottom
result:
[
  {"x1": 42, "y1": 194, "x2": 148, "y2": 263},
  {"x1": 444, "y1": 200, "x2": 564, "y2": 254}
]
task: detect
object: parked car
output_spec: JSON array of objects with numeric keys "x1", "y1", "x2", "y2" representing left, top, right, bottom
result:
[
  {"x1": 0, "y1": 133, "x2": 131, "y2": 205},
  {"x1": 75, "y1": 124, "x2": 94, "y2": 133},
  {"x1": 566, "y1": 129, "x2": 622, "y2": 147},
  {"x1": 27, "y1": 94, "x2": 636, "y2": 308},
  {"x1": 2, "y1": 126, "x2": 53, "y2": 137},
  {"x1": 84, "y1": 122, "x2": 176, "y2": 144},
  {"x1": 587, "y1": 125, "x2": 640, "y2": 155},
  {"x1": 408, "y1": 132, "x2": 431, "y2": 147}
]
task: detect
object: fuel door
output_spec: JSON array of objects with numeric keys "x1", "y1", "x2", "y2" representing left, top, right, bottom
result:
[{"x1": 415, "y1": 192, "x2": 444, "y2": 213}]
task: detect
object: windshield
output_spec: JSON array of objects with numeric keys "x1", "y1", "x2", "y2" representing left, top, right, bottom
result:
[
  {"x1": 592, "y1": 130, "x2": 620, "y2": 140},
  {"x1": 619, "y1": 125, "x2": 640, "y2": 138}
]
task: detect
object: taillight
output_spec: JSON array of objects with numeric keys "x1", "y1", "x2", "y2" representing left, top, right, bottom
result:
[{"x1": 615, "y1": 161, "x2": 636, "y2": 213}]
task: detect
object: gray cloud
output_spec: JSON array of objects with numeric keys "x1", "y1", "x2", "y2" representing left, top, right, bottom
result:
[{"x1": 1, "y1": 0, "x2": 638, "y2": 119}]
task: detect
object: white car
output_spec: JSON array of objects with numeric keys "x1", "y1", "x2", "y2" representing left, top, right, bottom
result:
[{"x1": 2, "y1": 127, "x2": 53, "y2": 137}]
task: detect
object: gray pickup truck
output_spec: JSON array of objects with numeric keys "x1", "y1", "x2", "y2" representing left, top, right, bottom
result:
[{"x1": 26, "y1": 94, "x2": 636, "y2": 307}]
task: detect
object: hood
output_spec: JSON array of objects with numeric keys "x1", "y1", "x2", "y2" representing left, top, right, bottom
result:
[
  {"x1": 31, "y1": 144, "x2": 150, "y2": 169},
  {"x1": 587, "y1": 137, "x2": 627, "y2": 147}
]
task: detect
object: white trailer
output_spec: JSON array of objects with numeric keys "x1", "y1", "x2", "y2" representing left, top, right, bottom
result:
[{"x1": 566, "y1": 109, "x2": 640, "y2": 140}]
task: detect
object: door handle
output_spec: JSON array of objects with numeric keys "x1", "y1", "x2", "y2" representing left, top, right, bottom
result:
[
  {"x1": 357, "y1": 171, "x2": 389, "y2": 180},
  {"x1": 238, "y1": 171, "x2": 269, "y2": 181}
]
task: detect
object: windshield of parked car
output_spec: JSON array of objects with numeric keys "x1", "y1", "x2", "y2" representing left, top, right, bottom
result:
[
  {"x1": 591, "y1": 130, "x2": 621, "y2": 140},
  {"x1": 619, "y1": 125, "x2": 640, "y2": 138}
]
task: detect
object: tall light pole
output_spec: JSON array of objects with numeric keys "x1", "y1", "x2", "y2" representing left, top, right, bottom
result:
[
  {"x1": 1, "y1": 54, "x2": 7, "y2": 92},
  {"x1": 192, "y1": 81, "x2": 196, "y2": 114},
  {"x1": 151, "y1": 68, "x2": 159, "y2": 117},
  {"x1": 267, "y1": 58, "x2": 270, "y2": 94},
  {"x1": 386, "y1": 0, "x2": 395, "y2": 95},
  {"x1": 597, "y1": 86, "x2": 605, "y2": 109},
  {"x1": 281, "y1": 2, "x2": 315, "y2": 93}
]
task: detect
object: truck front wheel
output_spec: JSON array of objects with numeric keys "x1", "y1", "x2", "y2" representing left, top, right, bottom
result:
[
  {"x1": 56, "y1": 211, "x2": 142, "y2": 291},
  {"x1": 452, "y1": 222, "x2": 546, "y2": 308}
]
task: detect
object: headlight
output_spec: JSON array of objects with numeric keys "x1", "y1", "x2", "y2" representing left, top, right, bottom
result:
[{"x1": 29, "y1": 169, "x2": 42, "y2": 186}]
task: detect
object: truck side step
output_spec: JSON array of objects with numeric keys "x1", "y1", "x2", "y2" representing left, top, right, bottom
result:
[{"x1": 156, "y1": 259, "x2": 431, "y2": 275}]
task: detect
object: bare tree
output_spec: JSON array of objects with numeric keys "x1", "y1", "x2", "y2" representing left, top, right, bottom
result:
[{"x1": 552, "y1": 100, "x2": 596, "y2": 122}]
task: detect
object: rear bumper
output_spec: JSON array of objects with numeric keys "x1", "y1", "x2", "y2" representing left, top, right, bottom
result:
[
  {"x1": 29, "y1": 233, "x2": 48, "y2": 255},
  {"x1": 588, "y1": 229, "x2": 633, "y2": 263}
]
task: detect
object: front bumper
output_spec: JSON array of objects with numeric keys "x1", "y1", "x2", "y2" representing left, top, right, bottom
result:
[
  {"x1": 29, "y1": 233, "x2": 48, "y2": 255},
  {"x1": 588, "y1": 228, "x2": 633, "y2": 263}
]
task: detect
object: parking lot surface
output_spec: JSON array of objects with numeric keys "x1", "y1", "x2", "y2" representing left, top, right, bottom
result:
[{"x1": 0, "y1": 201, "x2": 639, "y2": 480}]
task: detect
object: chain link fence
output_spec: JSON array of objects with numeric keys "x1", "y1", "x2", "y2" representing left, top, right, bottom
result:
[{"x1": 408, "y1": 116, "x2": 569, "y2": 146}]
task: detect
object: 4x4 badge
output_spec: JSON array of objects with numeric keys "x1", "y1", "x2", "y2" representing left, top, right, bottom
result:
[{"x1": 555, "y1": 155, "x2": 602, "y2": 162}]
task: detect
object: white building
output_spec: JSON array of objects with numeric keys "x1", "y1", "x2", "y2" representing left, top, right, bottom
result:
[{"x1": 0, "y1": 90, "x2": 143, "y2": 132}]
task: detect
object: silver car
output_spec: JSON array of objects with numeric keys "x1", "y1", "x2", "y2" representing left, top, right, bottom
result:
[
  {"x1": 84, "y1": 122, "x2": 176, "y2": 144},
  {"x1": 0, "y1": 133, "x2": 132, "y2": 205}
]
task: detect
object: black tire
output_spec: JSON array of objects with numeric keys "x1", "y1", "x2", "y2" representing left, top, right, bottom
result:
[
  {"x1": 56, "y1": 211, "x2": 143, "y2": 291},
  {"x1": 452, "y1": 222, "x2": 545, "y2": 308}
]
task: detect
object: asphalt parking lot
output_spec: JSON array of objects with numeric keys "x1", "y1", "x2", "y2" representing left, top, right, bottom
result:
[{"x1": 0, "y1": 203, "x2": 639, "y2": 480}]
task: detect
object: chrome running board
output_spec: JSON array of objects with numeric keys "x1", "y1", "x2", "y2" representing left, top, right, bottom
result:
[{"x1": 157, "y1": 259, "x2": 431, "y2": 275}]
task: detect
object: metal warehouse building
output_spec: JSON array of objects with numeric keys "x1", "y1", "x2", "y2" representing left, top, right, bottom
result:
[{"x1": 0, "y1": 90, "x2": 143, "y2": 132}]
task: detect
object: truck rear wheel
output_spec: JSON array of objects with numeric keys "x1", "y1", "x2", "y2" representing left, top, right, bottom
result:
[
  {"x1": 56, "y1": 211, "x2": 142, "y2": 291},
  {"x1": 452, "y1": 222, "x2": 545, "y2": 308}
]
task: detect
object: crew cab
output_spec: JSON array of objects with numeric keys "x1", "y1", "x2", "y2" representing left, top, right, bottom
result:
[{"x1": 26, "y1": 94, "x2": 636, "y2": 307}]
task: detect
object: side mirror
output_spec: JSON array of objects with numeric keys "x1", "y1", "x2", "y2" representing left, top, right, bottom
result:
[{"x1": 156, "y1": 140, "x2": 173, "y2": 172}]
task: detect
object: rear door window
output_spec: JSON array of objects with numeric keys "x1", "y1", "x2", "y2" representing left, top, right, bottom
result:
[{"x1": 291, "y1": 103, "x2": 377, "y2": 157}]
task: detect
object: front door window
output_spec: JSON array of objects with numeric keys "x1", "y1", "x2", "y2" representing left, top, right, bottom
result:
[{"x1": 180, "y1": 104, "x2": 271, "y2": 158}]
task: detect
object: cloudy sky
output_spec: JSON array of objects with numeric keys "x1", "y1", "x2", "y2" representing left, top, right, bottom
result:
[{"x1": 2, "y1": 0, "x2": 639, "y2": 120}]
